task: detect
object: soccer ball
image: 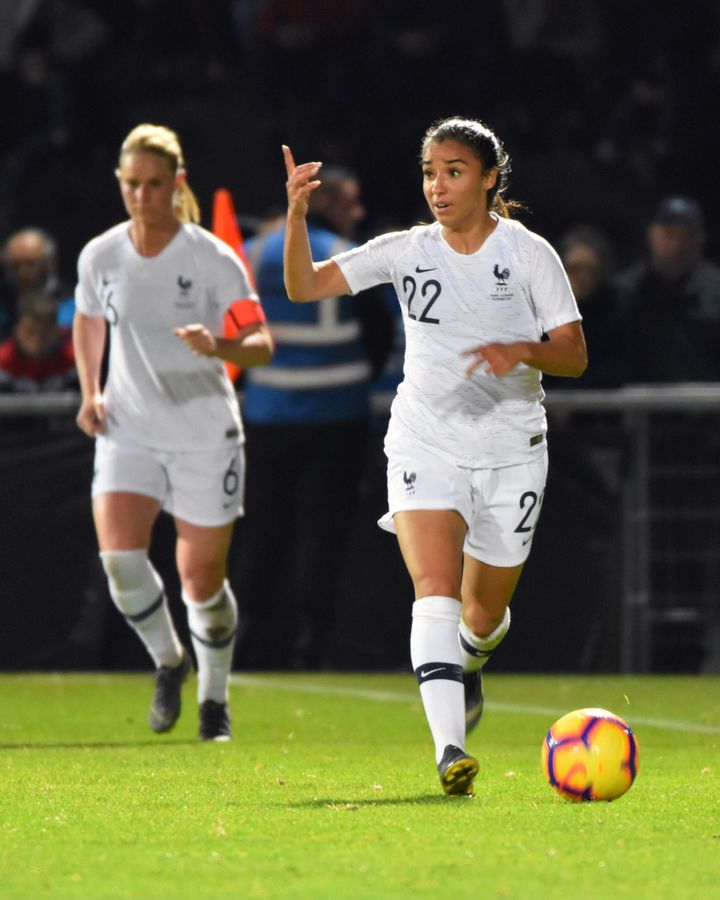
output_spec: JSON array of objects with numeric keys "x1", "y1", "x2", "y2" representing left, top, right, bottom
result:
[{"x1": 541, "y1": 707, "x2": 639, "y2": 802}]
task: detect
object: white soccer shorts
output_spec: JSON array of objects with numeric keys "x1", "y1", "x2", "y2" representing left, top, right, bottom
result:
[
  {"x1": 379, "y1": 442, "x2": 549, "y2": 566},
  {"x1": 92, "y1": 433, "x2": 245, "y2": 527}
]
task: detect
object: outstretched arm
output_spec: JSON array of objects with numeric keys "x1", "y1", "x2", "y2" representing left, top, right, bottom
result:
[{"x1": 282, "y1": 144, "x2": 351, "y2": 302}]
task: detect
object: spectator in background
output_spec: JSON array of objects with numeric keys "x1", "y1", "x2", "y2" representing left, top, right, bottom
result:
[
  {"x1": 0, "y1": 290, "x2": 76, "y2": 392},
  {"x1": 552, "y1": 224, "x2": 627, "y2": 388},
  {"x1": 615, "y1": 196, "x2": 720, "y2": 383},
  {"x1": 0, "y1": 227, "x2": 74, "y2": 337},
  {"x1": 235, "y1": 164, "x2": 394, "y2": 670},
  {"x1": 546, "y1": 227, "x2": 628, "y2": 513}
]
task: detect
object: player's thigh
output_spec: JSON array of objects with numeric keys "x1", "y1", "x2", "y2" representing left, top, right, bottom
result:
[
  {"x1": 92, "y1": 492, "x2": 161, "y2": 551},
  {"x1": 394, "y1": 509, "x2": 467, "y2": 599},
  {"x1": 383, "y1": 443, "x2": 472, "y2": 598},
  {"x1": 91, "y1": 435, "x2": 165, "y2": 550}
]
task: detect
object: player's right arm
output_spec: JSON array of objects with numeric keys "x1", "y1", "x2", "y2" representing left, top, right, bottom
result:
[
  {"x1": 282, "y1": 144, "x2": 351, "y2": 303},
  {"x1": 73, "y1": 311, "x2": 107, "y2": 436}
]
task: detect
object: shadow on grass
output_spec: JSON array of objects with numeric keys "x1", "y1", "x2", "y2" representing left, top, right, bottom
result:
[
  {"x1": 286, "y1": 794, "x2": 471, "y2": 808},
  {"x1": 0, "y1": 739, "x2": 200, "y2": 750}
]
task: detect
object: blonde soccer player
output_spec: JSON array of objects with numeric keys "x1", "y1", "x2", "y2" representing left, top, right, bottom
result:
[{"x1": 74, "y1": 123, "x2": 273, "y2": 741}]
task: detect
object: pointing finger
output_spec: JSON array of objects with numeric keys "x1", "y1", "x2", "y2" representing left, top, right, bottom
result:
[{"x1": 282, "y1": 144, "x2": 296, "y2": 176}]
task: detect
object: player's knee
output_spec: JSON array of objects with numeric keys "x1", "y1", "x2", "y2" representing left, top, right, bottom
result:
[
  {"x1": 413, "y1": 574, "x2": 460, "y2": 601},
  {"x1": 99, "y1": 549, "x2": 158, "y2": 594},
  {"x1": 179, "y1": 565, "x2": 226, "y2": 603},
  {"x1": 183, "y1": 581, "x2": 238, "y2": 643},
  {"x1": 462, "y1": 601, "x2": 510, "y2": 640}
]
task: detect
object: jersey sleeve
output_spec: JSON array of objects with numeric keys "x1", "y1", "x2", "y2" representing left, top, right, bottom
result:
[
  {"x1": 332, "y1": 232, "x2": 401, "y2": 295},
  {"x1": 210, "y1": 240, "x2": 260, "y2": 313},
  {"x1": 74, "y1": 244, "x2": 105, "y2": 317},
  {"x1": 527, "y1": 236, "x2": 581, "y2": 333}
]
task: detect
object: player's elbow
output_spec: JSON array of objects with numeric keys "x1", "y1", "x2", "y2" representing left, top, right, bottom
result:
[
  {"x1": 259, "y1": 337, "x2": 275, "y2": 365},
  {"x1": 254, "y1": 328, "x2": 275, "y2": 364},
  {"x1": 284, "y1": 279, "x2": 308, "y2": 303},
  {"x1": 569, "y1": 348, "x2": 589, "y2": 378}
]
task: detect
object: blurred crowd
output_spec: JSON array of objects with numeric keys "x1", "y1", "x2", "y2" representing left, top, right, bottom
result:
[{"x1": 1, "y1": 1, "x2": 720, "y2": 267}]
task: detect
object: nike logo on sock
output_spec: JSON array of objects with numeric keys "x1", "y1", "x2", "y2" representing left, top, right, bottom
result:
[
  {"x1": 415, "y1": 662, "x2": 464, "y2": 684},
  {"x1": 420, "y1": 666, "x2": 446, "y2": 678}
]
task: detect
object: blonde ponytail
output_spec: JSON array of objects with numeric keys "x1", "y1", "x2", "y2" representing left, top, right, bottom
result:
[{"x1": 174, "y1": 179, "x2": 201, "y2": 225}]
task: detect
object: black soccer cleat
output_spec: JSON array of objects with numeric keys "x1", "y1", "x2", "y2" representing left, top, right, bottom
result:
[
  {"x1": 438, "y1": 744, "x2": 479, "y2": 797},
  {"x1": 464, "y1": 669, "x2": 484, "y2": 735},
  {"x1": 148, "y1": 648, "x2": 193, "y2": 733},
  {"x1": 199, "y1": 699, "x2": 232, "y2": 742}
]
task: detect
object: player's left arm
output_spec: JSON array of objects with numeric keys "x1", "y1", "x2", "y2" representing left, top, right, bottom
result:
[
  {"x1": 174, "y1": 300, "x2": 274, "y2": 368},
  {"x1": 464, "y1": 320, "x2": 587, "y2": 379}
]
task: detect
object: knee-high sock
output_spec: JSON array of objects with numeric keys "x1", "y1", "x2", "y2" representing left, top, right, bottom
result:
[
  {"x1": 184, "y1": 581, "x2": 238, "y2": 703},
  {"x1": 410, "y1": 595, "x2": 465, "y2": 763},
  {"x1": 100, "y1": 550, "x2": 183, "y2": 668},
  {"x1": 458, "y1": 607, "x2": 511, "y2": 673}
]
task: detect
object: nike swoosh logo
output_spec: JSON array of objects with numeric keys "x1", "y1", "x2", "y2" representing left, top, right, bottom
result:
[
  {"x1": 419, "y1": 666, "x2": 446, "y2": 678},
  {"x1": 415, "y1": 265, "x2": 438, "y2": 273}
]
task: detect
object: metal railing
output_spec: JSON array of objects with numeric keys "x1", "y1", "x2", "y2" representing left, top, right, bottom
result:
[
  {"x1": 2, "y1": 384, "x2": 719, "y2": 672},
  {"x1": 545, "y1": 383, "x2": 720, "y2": 672}
]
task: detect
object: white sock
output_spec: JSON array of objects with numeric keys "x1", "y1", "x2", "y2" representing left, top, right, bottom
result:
[
  {"x1": 458, "y1": 607, "x2": 511, "y2": 673},
  {"x1": 410, "y1": 595, "x2": 465, "y2": 763},
  {"x1": 100, "y1": 550, "x2": 183, "y2": 668},
  {"x1": 184, "y1": 581, "x2": 238, "y2": 704}
]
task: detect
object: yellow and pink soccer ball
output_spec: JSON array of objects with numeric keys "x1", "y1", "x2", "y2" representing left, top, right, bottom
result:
[{"x1": 541, "y1": 707, "x2": 639, "y2": 801}]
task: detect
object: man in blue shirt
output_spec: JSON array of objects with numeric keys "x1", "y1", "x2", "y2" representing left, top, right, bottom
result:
[{"x1": 236, "y1": 166, "x2": 393, "y2": 669}]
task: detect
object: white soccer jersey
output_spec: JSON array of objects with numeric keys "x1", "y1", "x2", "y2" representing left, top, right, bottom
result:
[
  {"x1": 334, "y1": 217, "x2": 581, "y2": 468},
  {"x1": 75, "y1": 222, "x2": 259, "y2": 450}
]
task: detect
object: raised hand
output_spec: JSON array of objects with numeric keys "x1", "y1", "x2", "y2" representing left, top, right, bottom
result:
[{"x1": 282, "y1": 144, "x2": 322, "y2": 218}]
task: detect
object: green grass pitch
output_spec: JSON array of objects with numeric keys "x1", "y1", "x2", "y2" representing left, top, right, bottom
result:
[{"x1": 1, "y1": 672, "x2": 719, "y2": 899}]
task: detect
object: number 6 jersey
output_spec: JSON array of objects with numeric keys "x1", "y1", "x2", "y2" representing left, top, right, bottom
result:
[
  {"x1": 333, "y1": 216, "x2": 581, "y2": 468},
  {"x1": 75, "y1": 222, "x2": 259, "y2": 451}
]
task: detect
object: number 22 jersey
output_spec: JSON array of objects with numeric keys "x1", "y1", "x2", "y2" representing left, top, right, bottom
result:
[{"x1": 333, "y1": 216, "x2": 581, "y2": 468}]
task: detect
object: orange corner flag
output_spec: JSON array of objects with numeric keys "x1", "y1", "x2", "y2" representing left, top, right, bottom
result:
[
  {"x1": 212, "y1": 188, "x2": 249, "y2": 265},
  {"x1": 212, "y1": 187, "x2": 263, "y2": 382}
]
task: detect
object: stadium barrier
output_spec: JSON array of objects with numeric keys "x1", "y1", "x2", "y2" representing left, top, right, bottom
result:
[{"x1": 1, "y1": 385, "x2": 718, "y2": 673}]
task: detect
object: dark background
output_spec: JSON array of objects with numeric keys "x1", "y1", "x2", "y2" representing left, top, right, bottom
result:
[
  {"x1": 2, "y1": 1, "x2": 719, "y2": 275},
  {"x1": 1, "y1": 1, "x2": 718, "y2": 673}
]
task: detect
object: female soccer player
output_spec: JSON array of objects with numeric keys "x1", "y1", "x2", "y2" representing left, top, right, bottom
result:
[
  {"x1": 282, "y1": 117, "x2": 586, "y2": 795},
  {"x1": 73, "y1": 123, "x2": 273, "y2": 741}
]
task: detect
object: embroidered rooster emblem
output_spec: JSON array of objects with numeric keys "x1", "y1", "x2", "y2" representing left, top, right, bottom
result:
[{"x1": 493, "y1": 264, "x2": 510, "y2": 285}]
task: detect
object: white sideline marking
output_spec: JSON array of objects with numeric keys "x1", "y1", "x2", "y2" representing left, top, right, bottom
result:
[{"x1": 231, "y1": 674, "x2": 720, "y2": 735}]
